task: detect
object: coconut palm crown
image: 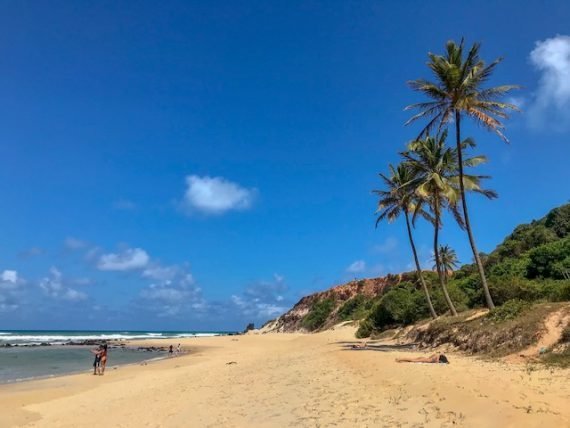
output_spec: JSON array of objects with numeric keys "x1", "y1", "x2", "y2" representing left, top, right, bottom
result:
[
  {"x1": 405, "y1": 39, "x2": 519, "y2": 140},
  {"x1": 374, "y1": 163, "x2": 437, "y2": 319},
  {"x1": 433, "y1": 245, "x2": 460, "y2": 278}
]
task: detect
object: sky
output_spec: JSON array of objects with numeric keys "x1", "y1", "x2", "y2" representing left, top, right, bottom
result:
[{"x1": 0, "y1": 1, "x2": 569, "y2": 331}]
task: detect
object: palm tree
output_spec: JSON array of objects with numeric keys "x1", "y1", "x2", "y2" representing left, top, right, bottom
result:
[
  {"x1": 433, "y1": 245, "x2": 459, "y2": 285},
  {"x1": 403, "y1": 133, "x2": 461, "y2": 316},
  {"x1": 374, "y1": 163, "x2": 437, "y2": 319},
  {"x1": 405, "y1": 39, "x2": 519, "y2": 309}
]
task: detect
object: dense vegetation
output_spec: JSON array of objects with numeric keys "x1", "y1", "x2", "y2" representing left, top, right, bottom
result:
[
  {"x1": 357, "y1": 203, "x2": 570, "y2": 337},
  {"x1": 301, "y1": 298, "x2": 336, "y2": 331}
]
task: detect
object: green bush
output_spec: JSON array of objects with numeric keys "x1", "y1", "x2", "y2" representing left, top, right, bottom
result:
[
  {"x1": 430, "y1": 281, "x2": 469, "y2": 314},
  {"x1": 537, "y1": 280, "x2": 570, "y2": 302},
  {"x1": 301, "y1": 298, "x2": 335, "y2": 331},
  {"x1": 488, "y1": 255, "x2": 530, "y2": 278},
  {"x1": 488, "y1": 299, "x2": 532, "y2": 322},
  {"x1": 526, "y1": 237, "x2": 570, "y2": 279},
  {"x1": 366, "y1": 286, "x2": 427, "y2": 329},
  {"x1": 492, "y1": 223, "x2": 558, "y2": 264},
  {"x1": 337, "y1": 294, "x2": 370, "y2": 321},
  {"x1": 488, "y1": 277, "x2": 542, "y2": 305},
  {"x1": 355, "y1": 319, "x2": 373, "y2": 338},
  {"x1": 453, "y1": 274, "x2": 483, "y2": 307},
  {"x1": 544, "y1": 204, "x2": 570, "y2": 238}
]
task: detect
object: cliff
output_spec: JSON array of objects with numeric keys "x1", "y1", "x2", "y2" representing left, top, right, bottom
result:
[{"x1": 261, "y1": 272, "x2": 416, "y2": 333}]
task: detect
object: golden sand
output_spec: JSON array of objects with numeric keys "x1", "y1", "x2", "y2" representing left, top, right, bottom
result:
[{"x1": 1, "y1": 327, "x2": 568, "y2": 427}]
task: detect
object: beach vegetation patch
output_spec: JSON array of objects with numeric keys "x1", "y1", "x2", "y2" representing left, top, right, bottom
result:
[
  {"x1": 337, "y1": 294, "x2": 375, "y2": 321},
  {"x1": 409, "y1": 303, "x2": 568, "y2": 356},
  {"x1": 302, "y1": 298, "x2": 335, "y2": 331},
  {"x1": 488, "y1": 299, "x2": 532, "y2": 323}
]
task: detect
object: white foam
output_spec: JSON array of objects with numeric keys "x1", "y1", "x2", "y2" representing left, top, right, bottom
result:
[{"x1": 0, "y1": 332, "x2": 223, "y2": 344}]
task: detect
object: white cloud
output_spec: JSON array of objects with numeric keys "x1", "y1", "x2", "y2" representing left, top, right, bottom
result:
[
  {"x1": 97, "y1": 248, "x2": 150, "y2": 271},
  {"x1": 39, "y1": 267, "x2": 87, "y2": 301},
  {"x1": 229, "y1": 274, "x2": 289, "y2": 321},
  {"x1": 139, "y1": 265, "x2": 202, "y2": 318},
  {"x1": 1, "y1": 270, "x2": 18, "y2": 283},
  {"x1": 346, "y1": 260, "x2": 366, "y2": 273},
  {"x1": 0, "y1": 269, "x2": 25, "y2": 311},
  {"x1": 64, "y1": 237, "x2": 88, "y2": 250},
  {"x1": 142, "y1": 265, "x2": 180, "y2": 281},
  {"x1": 181, "y1": 175, "x2": 256, "y2": 215},
  {"x1": 0, "y1": 269, "x2": 24, "y2": 291},
  {"x1": 527, "y1": 35, "x2": 570, "y2": 130}
]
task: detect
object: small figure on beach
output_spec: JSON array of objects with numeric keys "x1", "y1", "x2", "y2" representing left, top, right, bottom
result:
[
  {"x1": 396, "y1": 353, "x2": 449, "y2": 364},
  {"x1": 351, "y1": 342, "x2": 368, "y2": 349},
  {"x1": 90, "y1": 343, "x2": 109, "y2": 375},
  {"x1": 91, "y1": 345, "x2": 102, "y2": 375},
  {"x1": 176, "y1": 343, "x2": 181, "y2": 355},
  {"x1": 99, "y1": 343, "x2": 108, "y2": 375},
  {"x1": 169, "y1": 344, "x2": 174, "y2": 357}
]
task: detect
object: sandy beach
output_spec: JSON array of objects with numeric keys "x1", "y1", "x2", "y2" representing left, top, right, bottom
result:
[{"x1": 0, "y1": 327, "x2": 568, "y2": 428}]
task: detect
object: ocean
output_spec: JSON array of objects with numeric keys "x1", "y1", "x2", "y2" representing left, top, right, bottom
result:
[{"x1": 0, "y1": 330, "x2": 231, "y2": 384}]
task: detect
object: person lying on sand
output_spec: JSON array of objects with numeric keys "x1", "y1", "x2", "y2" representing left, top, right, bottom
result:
[
  {"x1": 351, "y1": 342, "x2": 368, "y2": 349},
  {"x1": 396, "y1": 353, "x2": 449, "y2": 364}
]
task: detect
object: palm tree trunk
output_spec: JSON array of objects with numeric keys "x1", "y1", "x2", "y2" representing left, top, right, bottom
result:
[
  {"x1": 455, "y1": 111, "x2": 495, "y2": 309},
  {"x1": 433, "y1": 200, "x2": 458, "y2": 316},
  {"x1": 405, "y1": 211, "x2": 437, "y2": 319}
]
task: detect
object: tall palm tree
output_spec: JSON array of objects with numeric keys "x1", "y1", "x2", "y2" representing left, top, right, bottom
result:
[
  {"x1": 405, "y1": 39, "x2": 519, "y2": 309},
  {"x1": 403, "y1": 133, "x2": 462, "y2": 316},
  {"x1": 433, "y1": 245, "x2": 459, "y2": 285},
  {"x1": 374, "y1": 163, "x2": 437, "y2": 319}
]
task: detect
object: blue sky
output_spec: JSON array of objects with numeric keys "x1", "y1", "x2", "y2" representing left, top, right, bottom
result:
[{"x1": 0, "y1": 1, "x2": 569, "y2": 330}]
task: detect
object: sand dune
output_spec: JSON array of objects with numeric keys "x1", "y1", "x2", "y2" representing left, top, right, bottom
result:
[{"x1": 0, "y1": 328, "x2": 568, "y2": 427}]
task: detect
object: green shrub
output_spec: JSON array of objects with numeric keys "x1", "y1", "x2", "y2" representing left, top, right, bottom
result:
[
  {"x1": 544, "y1": 204, "x2": 570, "y2": 238},
  {"x1": 355, "y1": 319, "x2": 373, "y2": 338},
  {"x1": 366, "y1": 286, "x2": 427, "y2": 329},
  {"x1": 453, "y1": 274, "x2": 483, "y2": 307},
  {"x1": 488, "y1": 299, "x2": 532, "y2": 322},
  {"x1": 337, "y1": 294, "x2": 370, "y2": 321},
  {"x1": 537, "y1": 280, "x2": 570, "y2": 302},
  {"x1": 488, "y1": 255, "x2": 530, "y2": 278},
  {"x1": 526, "y1": 237, "x2": 570, "y2": 279},
  {"x1": 430, "y1": 280, "x2": 469, "y2": 314},
  {"x1": 492, "y1": 223, "x2": 558, "y2": 264},
  {"x1": 488, "y1": 277, "x2": 542, "y2": 305},
  {"x1": 301, "y1": 298, "x2": 335, "y2": 331}
]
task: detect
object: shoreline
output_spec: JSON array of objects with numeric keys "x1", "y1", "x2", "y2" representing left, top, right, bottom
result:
[
  {"x1": 1, "y1": 330, "x2": 569, "y2": 427},
  {"x1": 0, "y1": 346, "x2": 173, "y2": 386}
]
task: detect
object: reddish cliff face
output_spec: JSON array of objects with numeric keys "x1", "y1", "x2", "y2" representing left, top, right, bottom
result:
[{"x1": 261, "y1": 273, "x2": 417, "y2": 333}]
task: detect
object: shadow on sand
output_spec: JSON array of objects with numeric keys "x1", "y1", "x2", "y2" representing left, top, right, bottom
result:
[{"x1": 333, "y1": 341, "x2": 417, "y2": 352}]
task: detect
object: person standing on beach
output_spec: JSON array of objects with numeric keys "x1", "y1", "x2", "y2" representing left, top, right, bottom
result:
[
  {"x1": 91, "y1": 345, "x2": 102, "y2": 375},
  {"x1": 99, "y1": 343, "x2": 108, "y2": 375},
  {"x1": 168, "y1": 344, "x2": 174, "y2": 357},
  {"x1": 176, "y1": 343, "x2": 181, "y2": 355}
]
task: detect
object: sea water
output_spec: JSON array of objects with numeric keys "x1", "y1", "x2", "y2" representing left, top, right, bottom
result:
[{"x1": 0, "y1": 330, "x2": 230, "y2": 383}]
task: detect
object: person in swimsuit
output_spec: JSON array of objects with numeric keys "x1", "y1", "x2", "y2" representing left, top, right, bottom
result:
[
  {"x1": 99, "y1": 343, "x2": 108, "y2": 375},
  {"x1": 168, "y1": 345, "x2": 174, "y2": 357},
  {"x1": 91, "y1": 345, "x2": 103, "y2": 375},
  {"x1": 396, "y1": 353, "x2": 449, "y2": 364}
]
